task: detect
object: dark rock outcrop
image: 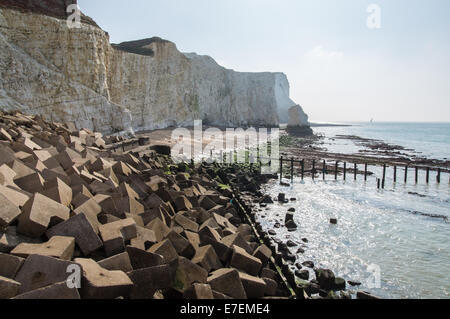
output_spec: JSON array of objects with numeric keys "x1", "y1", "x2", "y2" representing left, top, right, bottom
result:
[
  {"x1": 112, "y1": 37, "x2": 171, "y2": 57},
  {"x1": 0, "y1": 0, "x2": 98, "y2": 27}
]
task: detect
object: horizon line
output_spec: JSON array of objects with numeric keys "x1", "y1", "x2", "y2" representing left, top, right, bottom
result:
[{"x1": 308, "y1": 120, "x2": 450, "y2": 124}]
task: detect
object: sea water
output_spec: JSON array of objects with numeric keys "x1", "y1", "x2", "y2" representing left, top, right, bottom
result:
[
  {"x1": 313, "y1": 122, "x2": 450, "y2": 160},
  {"x1": 259, "y1": 122, "x2": 450, "y2": 299}
]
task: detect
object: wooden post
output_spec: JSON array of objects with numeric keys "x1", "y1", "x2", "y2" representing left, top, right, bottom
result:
[
  {"x1": 301, "y1": 160, "x2": 305, "y2": 180},
  {"x1": 312, "y1": 159, "x2": 316, "y2": 180},
  {"x1": 377, "y1": 178, "x2": 380, "y2": 189},
  {"x1": 382, "y1": 164, "x2": 386, "y2": 189},
  {"x1": 343, "y1": 162, "x2": 347, "y2": 181},
  {"x1": 335, "y1": 161, "x2": 339, "y2": 180},
  {"x1": 291, "y1": 158, "x2": 294, "y2": 182},
  {"x1": 437, "y1": 168, "x2": 441, "y2": 183},
  {"x1": 415, "y1": 167, "x2": 419, "y2": 184},
  {"x1": 426, "y1": 167, "x2": 430, "y2": 183},
  {"x1": 280, "y1": 156, "x2": 283, "y2": 182},
  {"x1": 323, "y1": 160, "x2": 326, "y2": 180},
  {"x1": 394, "y1": 166, "x2": 397, "y2": 183},
  {"x1": 364, "y1": 163, "x2": 368, "y2": 181},
  {"x1": 404, "y1": 165, "x2": 408, "y2": 183},
  {"x1": 354, "y1": 163, "x2": 357, "y2": 181}
]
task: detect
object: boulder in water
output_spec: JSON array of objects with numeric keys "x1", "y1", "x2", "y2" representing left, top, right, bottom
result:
[{"x1": 315, "y1": 268, "x2": 335, "y2": 291}]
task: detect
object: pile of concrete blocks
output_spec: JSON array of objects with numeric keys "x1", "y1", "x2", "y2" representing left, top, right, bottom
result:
[{"x1": 0, "y1": 111, "x2": 286, "y2": 299}]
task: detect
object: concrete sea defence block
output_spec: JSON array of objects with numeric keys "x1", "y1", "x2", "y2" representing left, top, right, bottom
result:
[
  {"x1": 98, "y1": 218, "x2": 137, "y2": 257},
  {"x1": 14, "y1": 255, "x2": 81, "y2": 294},
  {"x1": 17, "y1": 193, "x2": 70, "y2": 238},
  {"x1": 0, "y1": 275, "x2": 21, "y2": 299},
  {"x1": 98, "y1": 252, "x2": 133, "y2": 273},
  {"x1": 12, "y1": 281, "x2": 80, "y2": 299},
  {"x1": 230, "y1": 245, "x2": 262, "y2": 276},
  {"x1": 0, "y1": 110, "x2": 294, "y2": 300},
  {"x1": 207, "y1": 268, "x2": 247, "y2": 299},
  {"x1": 11, "y1": 236, "x2": 75, "y2": 260},
  {"x1": 0, "y1": 192, "x2": 22, "y2": 227},
  {"x1": 75, "y1": 258, "x2": 133, "y2": 299},
  {"x1": 0, "y1": 253, "x2": 25, "y2": 279},
  {"x1": 46, "y1": 213, "x2": 103, "y2": 256}
]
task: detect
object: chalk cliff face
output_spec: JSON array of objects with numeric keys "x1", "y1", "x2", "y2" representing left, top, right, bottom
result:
[
  {"x1": 0, "y1": 6, "x2": 132, "y2": 134},
  {"x1": 0, "y1": 3, "x2": 309, "y2": 134}
]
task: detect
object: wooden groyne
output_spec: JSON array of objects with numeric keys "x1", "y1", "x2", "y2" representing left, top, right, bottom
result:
[{"x1": 212, "y1": 149, "x2": 448, "y2": 189}]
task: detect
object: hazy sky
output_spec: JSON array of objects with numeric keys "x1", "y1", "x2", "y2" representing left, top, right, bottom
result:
[{"x1": 79, "y1": 0, "x2": 450, "y2": 123}]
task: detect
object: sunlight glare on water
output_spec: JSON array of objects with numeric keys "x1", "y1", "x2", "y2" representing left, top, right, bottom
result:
[{"x1": 258, "y1": 172, "x2": 450, "y2": 299}]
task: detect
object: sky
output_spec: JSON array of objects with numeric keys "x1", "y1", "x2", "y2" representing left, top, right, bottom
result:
[{"x1": 78, "y1": 0, "x2": 450, "y2": 123}]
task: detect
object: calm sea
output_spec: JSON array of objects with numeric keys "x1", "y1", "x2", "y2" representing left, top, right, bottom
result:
[
  {"x1": 313, "y1": 122, "x2": 450, "y2": 160},
  {"x1": 260, "y1": 122, "x2": 450, "y2": 299}
]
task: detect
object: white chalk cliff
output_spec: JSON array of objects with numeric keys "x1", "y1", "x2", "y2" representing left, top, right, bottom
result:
[
  {"x1": 0, "y1": 6, "x2": 309, "y2": 134},
  {"x1": 288, "y1": 105, "x2": 309, "y2": 127}
]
